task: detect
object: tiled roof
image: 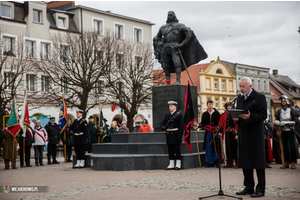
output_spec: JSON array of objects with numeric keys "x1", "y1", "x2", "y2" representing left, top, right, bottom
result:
[{"x1": 270, "y1": 74, "x2": 300, "y2": 99}]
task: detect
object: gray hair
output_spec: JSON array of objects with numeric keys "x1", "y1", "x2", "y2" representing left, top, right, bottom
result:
[
  {"x1": 239, "y1": 77, "x2": 252, "y2": 85},
  {"x1": 35, "y1": 120, "x2": 41, "y2": 124}
]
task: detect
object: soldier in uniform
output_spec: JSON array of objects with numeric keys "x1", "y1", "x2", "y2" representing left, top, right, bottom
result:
[
  {"x1": 71, "y1": 109, "x2": 88, "y2": 168},
  {"x1": 61, "y1": 119, "x2": 73, "y2": 162},
  {"x1": 45, "y1": 117, "x2": 61, "y2": 165},
  {"x1": 101, "y1": 118, "x2": 110, "y2": 143},
  {"x1": 274, "y1": 95, "x2": 299, "y2": 169},
  {"x1": 161, "y1": 101, "x2": 184, "y2": 170}
]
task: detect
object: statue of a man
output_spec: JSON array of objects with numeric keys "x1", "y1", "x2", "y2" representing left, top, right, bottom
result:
[{"x1": 153, "y1": 11, "x2": 207, "y2": 84}]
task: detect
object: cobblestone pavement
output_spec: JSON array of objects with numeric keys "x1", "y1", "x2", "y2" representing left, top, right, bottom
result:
[{"x1": 0, "y1": 152, "x2": 300, "y2": 200}]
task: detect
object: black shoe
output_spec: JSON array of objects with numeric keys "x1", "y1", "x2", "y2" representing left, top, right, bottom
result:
[
  {"x1": 26, "y1": 165, "x2": 32, "y2": 167},
  {"x1": 4, "y1": 167, "x2": 9, "y2": 170},
  {"x1": 52, "y1": 160, "x2": 60, "y2": 164},
  {"x1": 40, "y1": 163, "x2": 44, "y2": 166},
  {"x1": 12, "y1": 167, "x2": 17, "y2": 169},
  {"x1": 236, "y1": 189, "x2": 254, "y2": 195},
  {"x1": 48, "y1": 161, "x2": 52, "y2": 165},
  {"x1": 250, "y1": 191, "x2": 264, "y2": 198},
  {"x1": 175, "y1": 167, "x2": 181, "y2": 170},
  {"x1": 35, "y1": 163, "x2": 39, "y2": 166},
  {"x1": 165, "y1": 167, "x2": 175, "y2": 170},
  {"x1": 205, "y1": 164, "x2": 214, "y2": 168},
  {"x1": 67, "y1": 159, "x2": 73, "y2": 162}
]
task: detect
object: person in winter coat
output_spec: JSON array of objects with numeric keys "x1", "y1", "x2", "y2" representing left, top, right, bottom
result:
[
  {"x1": 139, "y1": 119, "x2": 152, "y2": 133},
  {"x1": 235, "y1": 77, "x2": 267, "y2": 198},
  {"x1": 19, "y1": 125, "x2": 35, "y2": 167},
  {"x1": 45, "y1": 117, "x2": 61, "y2": 165},
  {"x1": 33, "y1": 120, "x2": 48, "y2": 166},
  {"x1": 119, "y1": 121, "x2": 129, "y2": 133},
  {"x1": 2, "y1": 128, "x2": 20, "y2": 169}
]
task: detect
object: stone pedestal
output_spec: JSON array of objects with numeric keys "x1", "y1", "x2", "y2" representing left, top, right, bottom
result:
[{"x1": 152, "y1": 84, "x2": 198, "y2": 131}]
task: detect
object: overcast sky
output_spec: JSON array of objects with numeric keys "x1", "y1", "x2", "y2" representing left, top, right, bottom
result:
[{"x1": 77, "y1": 1, "x2": 300, "y2": 83}]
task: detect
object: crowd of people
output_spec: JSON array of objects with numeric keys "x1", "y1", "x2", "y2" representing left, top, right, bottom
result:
[{"x1": 0, "y1": 109, "x2": 155, "y2": 169}]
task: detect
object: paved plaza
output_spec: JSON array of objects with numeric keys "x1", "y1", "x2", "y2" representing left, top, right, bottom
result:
[{"x1": 0, "y1": 152, "x2": 300, "y2": 200}]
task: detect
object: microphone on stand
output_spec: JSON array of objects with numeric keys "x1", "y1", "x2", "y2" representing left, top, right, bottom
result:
[{"x1": 229, "y1": 94, "x2": 242, "y2": 105}]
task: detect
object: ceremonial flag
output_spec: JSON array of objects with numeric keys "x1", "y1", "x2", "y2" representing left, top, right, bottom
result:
[
  {"x1": 4, "y1": 97, "x2": 20, "y2": 143},
  {"x1": 99, "y1": 107, "x2": 104, "y2": 128},
  {"x1": 20, "y1": 93, "x2": 30, "y2": 133},
  {"x1": 58, "y1": 96, "x2": 68, "y2": 133},
  {"x1": 111, "y1": 104, "x2": 117, "y2": 112},
  {"x1": 184, "y1": 81, "x2": 195, "y2": 153}
]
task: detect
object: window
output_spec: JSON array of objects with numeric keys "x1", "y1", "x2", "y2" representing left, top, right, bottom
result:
[
  {"x1": 264, "y1": 80, "x2": 266, "y2": 92},
  {"x1": 205, "y1": 78, "x2": 211, "y2": 89},
  {"x1": 216, "y1": 69, "x2": 222, "y2": 74},
  {"x1": 215, "y1": 98, "x2": 219, "y2": 108},
  {"x1": 26, "y1": 74, "x2": 36, "y2": 91},
  {"x1": 25, "y1": 40, "x2": 36, "y2": 58},
  {"x1": 229, "y1": 80, "x2": 233, "y2": 91},
  {"x1": 116, "y1": 53, "x2": 124, "y2": 69},
  {"x1": 94, "y1": 20, "x2": 103, "y2": 35},
  {"x1": 115, "y1": 24, "x2": 123, "y2": 40},
  {"x1": 134, "y1": 28, "x2": 142, "y2": 43},
  {"x1": 223, "y1": 97, "x2": 227, "y2": 104},
  {"x1": 258, "y1": 80, "x2": 260, "y2": 91},
  {"x1": 41, "y1": 76, "x2": 50, "y2": 92},
  {"x1": 4, "y1": 72, "x2": 15, "y2": 89},
  {"x1": 2, "y1": 36, "x2": 14, "y2": 56},
  {"x1": 61, "y1": 76, "x2": 68, "y2": 93},
  {"x1": 94, "y1": 50, "x2": 103, "y2": 64},
  {"x1": 95, "y1": 80, "x2": 105, "y2": 94},
  {"x1": 135, "y1": 56, "x2": 142, "y2": 70},
  {"x1": 1, "y1": 4, "x2": 11, "y2": 18},
  {"x1": 116, "y1": 81, "x2": 125, "y2": 95},
  {"x1": 222, "y1": 80, "x2": 226, "y2": 90},
  {"x1": 214, "y1": 79, "x2": 218, "y2": 90},
  {"x1": 57, "y1": 17, "x2": 66, "y2": 29},
  {"x1": 40, "y1": 43, "x2": 50, "y2": 60},
  {"x1": 60, "y1": 45, "x2": 70, "y2": 62},
  {"x1": 33, "y1": 10, "x2": 41, "y2": 23}
]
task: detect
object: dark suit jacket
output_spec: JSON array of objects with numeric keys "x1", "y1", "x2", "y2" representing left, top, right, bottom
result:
[{"x1": 237, "y1": 89, "x2": 267, "y2": 169}]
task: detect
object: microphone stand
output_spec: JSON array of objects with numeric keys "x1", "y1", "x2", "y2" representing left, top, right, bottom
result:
[{"x1": 199, "y1": 99, "x2": 242, "y2": 200}]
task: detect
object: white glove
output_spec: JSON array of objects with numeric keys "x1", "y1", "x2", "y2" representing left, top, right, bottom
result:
[
  {"x1": 32, "y1": 143, "x2": 35, "y2": 146},
  {"x1": 285, "y1": 121, "x2": 295, "y2": 127},
  {"x1": 45, "y1": 142, "x2": 48, "y2": 146},
  {"x1": 274, "y1": 120, "x2": 280, "y2": 125},
  {"x1": 22, "y1": 134, "x2": 26, "y2": 137},
  {"x1": 280, "y1": 121, "x2": 286, "y2": 126}
]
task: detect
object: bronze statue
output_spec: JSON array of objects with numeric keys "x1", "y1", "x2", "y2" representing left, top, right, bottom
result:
[{"x1": 153, "y1": 11, "x2": 207, "y2": 84}]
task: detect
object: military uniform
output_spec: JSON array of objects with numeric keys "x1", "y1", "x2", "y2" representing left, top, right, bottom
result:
[
  {"x1": 19, "y1": 127, "x2": 35, "y2": 167},
  {"x1": 274, "y1": 95, "x2": 299, "y2": 169},
  {"x1": 2, "y1": 129, "x2": 19, "y2": 169},
  {"x1": 71, "y1": 110, "x2": 88, "y2": 168},
  {"x1": 61, "y1": 124, "x2": 74, "y2": 162},
  {"x1": 161, "y1": 101, "x2": 184, "y2": 170}
]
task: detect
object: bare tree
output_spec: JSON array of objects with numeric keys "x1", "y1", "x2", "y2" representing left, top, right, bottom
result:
[
  {"x1": 103, "y1": 39, "x2": 163, "y2": 131},
  {"x1": 0, "y1": 30, "x2": 32, "y2": 127},
  {"x1": 37, "y1": 30, "x2": 118, "y2": 117}
]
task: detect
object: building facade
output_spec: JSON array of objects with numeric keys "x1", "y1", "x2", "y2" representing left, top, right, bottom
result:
[{"x1": 0, "y1": 1, "x2": 154, "y2": 129}]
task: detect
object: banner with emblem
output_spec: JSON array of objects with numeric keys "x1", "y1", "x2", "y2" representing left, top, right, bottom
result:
[
  {"x1": 59, "y1": 96, "x2": 68, "y2": 133},
  {"x1": 4, "y1": 97, "x2": 20, "y2": 143},
  {"x1": 184, "y1": 81, "x2": 195, "y2": 153}
]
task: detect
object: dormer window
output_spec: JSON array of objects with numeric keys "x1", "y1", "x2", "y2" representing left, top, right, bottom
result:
[
  {"x1": 1, "y1": 4, "x2": 11, "y2": 18},
  {"x1": 33, "y1": 9, "x2": 42, "y2": 23},
  {"x1": 57, "y1": 17, "x2": 66, "y2": 29},
  {"x1": 216, "y1": 69, "x2": 222, "y2": 74}
]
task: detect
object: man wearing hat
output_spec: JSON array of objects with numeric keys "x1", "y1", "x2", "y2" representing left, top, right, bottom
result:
[
  {"x1": 71, "y1": 109, "x2": 88, "y2": 168},
  {"x1": 45, "y1": 117, "x2": 61, "y2": 165},
  {"x1": 101, "y1": 118, "x2": 111, "y2": 143},
  {"x1": 161, "y1": 101, "x2": 184, "y2": 170},
  {"x1": 274, "y1": 95, "x2": 299, "y2": 169},
  {"x1": 86, "y1": 115, "x2": 98, "y2": 152}
]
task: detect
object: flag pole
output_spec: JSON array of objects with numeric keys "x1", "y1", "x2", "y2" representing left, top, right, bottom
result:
[
  {"x1": 23, "y1": 136, "x2": 25, "y2": 167},
  {"x1": 98, "y1": 105, "x2": 102, "y2": 143},
  {"x1": 12, "y1": 139, "x2": 15, "y2": 169},
  {"x1": 64, "y1": 131, "x2": 67, "y2": 162},
  {"x1": 195, "y1": 128, "x2": 202, "y2": 168}
]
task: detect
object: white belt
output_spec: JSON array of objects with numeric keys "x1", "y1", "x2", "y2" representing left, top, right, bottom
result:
[
  {"x1": 167, "y1": 128, "x2": 178, "y2": 131},
  {"x1": 74, "y1": 132, "x2": 84, "y2": 136}
]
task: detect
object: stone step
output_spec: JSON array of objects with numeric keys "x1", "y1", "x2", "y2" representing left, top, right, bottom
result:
[
  {"x1": 111, "y1": 130, "x2": 205, "y2": 143},
  {"x1": 91, "y1": 152, "x2": 206, "y2": 171},
  {"x1": 92, "y1": 141, "x2": 204, "y2": 155}
]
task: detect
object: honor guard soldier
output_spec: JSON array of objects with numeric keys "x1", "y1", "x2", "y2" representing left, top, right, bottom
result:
[
  {"x1": 72, "y1": 109, "x2": 88, "y2": 168},
  {"x1": 274, "y1": 95, "x2": 299, "y2": 169},
  {"x1": 161, "y1": 101, "x2": 184, "y2": 170}
]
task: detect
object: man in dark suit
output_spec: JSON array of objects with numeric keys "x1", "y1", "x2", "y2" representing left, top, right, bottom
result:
[
  {"x1": 235, "y1": 77, "x2": 267, "y2": 198},
  {"x1": 161, "y1": 101, "x2": 184, "y2": 170},
  {"x1": 71, "y1": 109, "x2": 88, "y2": 168}
]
